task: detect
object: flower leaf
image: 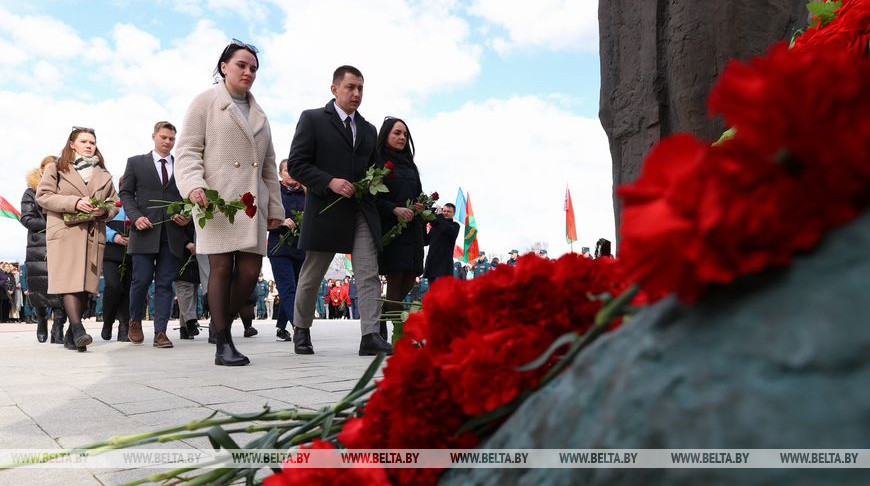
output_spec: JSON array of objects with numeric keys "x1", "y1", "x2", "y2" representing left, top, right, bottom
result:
[{"x1": 807, "y1": 1, "x2": 842, "y2": 27}]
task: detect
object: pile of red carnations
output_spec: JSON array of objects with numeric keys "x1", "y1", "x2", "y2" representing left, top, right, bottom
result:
[
  {"x1": 619, "y1": 3, "x2": 869, "y2": 302},
  {"x1": 265, "y1": 2, "x2": 869, "y2": 484},
  {"x1": 266, "y1": 255, "x2": 627, "y2": 485}
]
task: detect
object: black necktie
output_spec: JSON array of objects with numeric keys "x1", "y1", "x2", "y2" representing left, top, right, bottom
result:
[
  {"x1": 159, "y1": 159, "x2": 169, "y2": 188},
  {"x1": 343, "y1": 116, "x2": 353, "y2": 144}
]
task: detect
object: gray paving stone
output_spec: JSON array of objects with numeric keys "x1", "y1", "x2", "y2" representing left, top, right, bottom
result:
[
  {"x1": 111, "y1": 396, "x2": 201, "y2": 415},
  {"x1": 0, "y1": 319, "x2": 377, "y2": 484},
  {"x1": 81, "y1": 384, "x2": 176, "y2": 405},
  {"x1": 251, "y1": 386, "x2": 342, "y2": 407}
]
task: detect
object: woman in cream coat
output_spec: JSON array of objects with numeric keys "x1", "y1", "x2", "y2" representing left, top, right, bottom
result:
[
  {"x1": 36, "y1": 128, "x2": 119, "y2": 352},
  {"x1": 175, "y1": 39, "x2": 283, "y2": 366}
]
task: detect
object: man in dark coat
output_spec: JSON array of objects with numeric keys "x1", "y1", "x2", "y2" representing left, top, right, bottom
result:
[
  {"x1": 424, "y1": 203, "x2": 461, "y2": 285},
  {"x1": 288, "y1": 65, "x2": 390, "y2": 356},
  {"x1": 119, "y1": 121, "x2": 190, "y2": 348}
]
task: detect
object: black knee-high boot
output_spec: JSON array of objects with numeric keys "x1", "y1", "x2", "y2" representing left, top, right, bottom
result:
[{"x1": 35, "y1": 306, "x2": 48, "y2": 343}]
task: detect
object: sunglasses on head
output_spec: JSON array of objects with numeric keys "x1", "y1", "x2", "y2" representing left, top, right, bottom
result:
[
  {"x1": 72, "y1": 126, "x2": 95, "y2": 134},
  {"x1": 231, "y1": 38, "x2": 258, "y2": 53}
]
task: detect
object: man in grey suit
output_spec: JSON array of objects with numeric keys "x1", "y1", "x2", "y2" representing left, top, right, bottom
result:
[
  {"x1": 119, "y1": 121, "x2": 194, "y2": 348},
  {"x1": 288, "y1": 65, "x2": 392, "y2": 356}
]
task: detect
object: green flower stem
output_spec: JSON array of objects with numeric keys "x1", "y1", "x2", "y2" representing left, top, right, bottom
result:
[
  {"x1": 0, "y1": 410, "x2": 321, "y2": 470},
  {"x1": 539, "y1": 285, "x2": 639, "y2": 386},
  {"x1": 319, "y1": 196, "x2": 345, "y2": 214}
]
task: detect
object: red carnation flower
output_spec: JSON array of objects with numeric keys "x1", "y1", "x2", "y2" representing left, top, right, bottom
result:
[
  {"x1": 792, "y1": 0, "x2": 870, "y2": 56},
  {"x1": 115, "y1": 200, "x2": 123, "y2": 207},
  {"x1": 241, "y1": 192, "x2": 255, "y2": 207},
  {"x1": 384, "y1": 161, "x2": 394, "y2": 171},
  {"x1": 263, "y1": 440, "x2": 389, "y2": 486},
  {"x1": 431, "y1": 192, "x2": 439, "y2": 201},
  {"x1": 244, "y1": 205, "x2": 257, "y2": 218}
]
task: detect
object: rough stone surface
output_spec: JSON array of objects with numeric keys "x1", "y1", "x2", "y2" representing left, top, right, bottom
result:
[
  {"x1": 599, "y1": 0, "x2": 809, "y2": 228},
  {"x1": 442, "y1": 210, "x2": 870, "y2": 485}
]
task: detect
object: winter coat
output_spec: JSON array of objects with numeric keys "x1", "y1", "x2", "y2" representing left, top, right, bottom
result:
[
  {"x1": 267, "y1": 183, "x2": 306, "y2": 259},
  {"x1": 36, "y1": 161, "x2": 118, "y2": 294},
  {"x1": 375, "y1": 150, "x2": 424, "y2": 275},
  {"x1": 174, "y1": 82, "x2": 284, "y2": 255},
  {"x1": 20, "y1": 172, "x2": 52, "y2": 303},
  {"x1": 287, "y1": 99, "x2": 382, "y2": 254},
  {"x1": 423, "y1": 214, "x2": 460, "y2": 280}
]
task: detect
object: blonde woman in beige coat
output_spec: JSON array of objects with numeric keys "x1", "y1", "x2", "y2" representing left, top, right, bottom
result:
[
  {"x1": 36, "y1": 128, "x2": 119, "y2": 352},
  {"x1": 175, "y1": 40, "x2": 283, "y2": 366}
]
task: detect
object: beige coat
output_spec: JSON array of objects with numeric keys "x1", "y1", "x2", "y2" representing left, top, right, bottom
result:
[
  {"x1": 175, "y1": 83, "x2": 283, "y2": 255},
  {"x1": 36, "y1": 162, "x2": 119, "y2": 294}
]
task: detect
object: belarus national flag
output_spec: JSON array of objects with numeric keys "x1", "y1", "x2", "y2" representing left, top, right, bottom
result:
[
  {"x1": 453, "y1": 188, "x2": 467, "y2": 259},
  {"x1": 0, "y1": 196, "x2": 21, "y2": 221},
  {"x1": 463, "y1": 192, "x2": 480, "y2": 263},
  {"x1": 565, "y1": 186, "x2": 577, "y2": 244}
]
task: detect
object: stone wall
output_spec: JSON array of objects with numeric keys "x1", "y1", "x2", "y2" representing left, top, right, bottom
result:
[{"x1": 599, "y1": 0, "x2": 809, "y2": 230}]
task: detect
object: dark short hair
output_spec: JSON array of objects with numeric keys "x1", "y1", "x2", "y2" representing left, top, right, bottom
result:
[
  {"x1": 215, "y1": 43, "x2": 259, "y2": 79},
  {"x1": 444, "y1": 203, "x2": 456, "y2": 210},
  {"x1": 279, "y1": 159, "x2": 289, "y2": 173},
  {"x1": 153, "y1": 121, "x2": 176, "y2": 134},
  {"x1": 333, "y1": 65, "x2": 363, "y2": 85}
]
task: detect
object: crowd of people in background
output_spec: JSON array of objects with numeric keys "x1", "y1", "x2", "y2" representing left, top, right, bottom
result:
[{"x1": 7, "y1": 37, "x2": 615, "y2": 367}]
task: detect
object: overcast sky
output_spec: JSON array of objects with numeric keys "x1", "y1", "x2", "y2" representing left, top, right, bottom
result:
[{"x1": 0, "y1": 0, "x2": 614, "y2": 268}]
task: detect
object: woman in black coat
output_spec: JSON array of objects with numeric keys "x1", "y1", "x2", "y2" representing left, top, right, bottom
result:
[
  {"x1": 375, "y1": 117, "x2": 425, "y2": 338},
  {"x1": 20, "y1": 157, "x2": 67, "y2": 343}
]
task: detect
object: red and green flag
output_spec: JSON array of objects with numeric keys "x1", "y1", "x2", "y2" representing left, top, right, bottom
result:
[
  {"x1": 462, "y1": 192, "x2": 479, "y2": 263},
  {"x1": 343, "y1": 254, "x2": 353, "y2": 273},
  {"x1": 0, "y1": 196, "x2": 20, "y2": 221},
  {"x1": 565, "y1": 186, "x2": 577, "y2": 244}
]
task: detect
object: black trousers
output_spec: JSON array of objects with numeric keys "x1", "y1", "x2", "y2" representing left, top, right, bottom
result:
[{"x1": 103, "y1": 259, "x2": 131, "y2": 326}]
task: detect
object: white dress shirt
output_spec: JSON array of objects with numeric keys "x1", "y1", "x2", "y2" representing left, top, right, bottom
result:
[
  {"x1": 334, "y1": 102, "x2": 357, "y2": 144},
  {"x1": 152, "y1": 151, "x2": 174, "y2": 184}
]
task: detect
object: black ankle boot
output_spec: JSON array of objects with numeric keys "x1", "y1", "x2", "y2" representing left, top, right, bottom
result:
[
  {"x1": 63, "y1": 329, "x2": 83, "y2": 351},
  {"x1": 117, "y1": 321, "x2": 129, "y2": 342},
  {"x1": 215, "y1": 327, "x2": 250, "y2": 366},
  {"x1": 101, "y1": 321, "x2": 113, "y2": 341},
  {"x1": 70, "y1": 322, "x2": 93, "y2": 349},
  {"x1": 36, "y1": 318, "x2": 48, "y2": 343},
  {"x1": 379, "y1": 321, "x2": 388, "y2": 341},
  {"x1": 208, "y1": 322, "x2": 217, "y2": 344},
  {"x1": 186, "y1": 319, "x2": 200, "y2": 337},
  {"x1": 50, "y1": 319, "x2": 65, "y2": 344}
]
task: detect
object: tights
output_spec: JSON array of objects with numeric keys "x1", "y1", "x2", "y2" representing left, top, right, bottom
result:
[
  {"x1": 63, "y1": 292, "x2": 90, "y2": 325},
  {"x1": 384, "y1": 272, "x2": 417, "y2": 314},
  {"x1": 208, "y1": 252, "x2": 261, "y2": 334},
  {"x1": 239, "y1": 303, "x2": 255, "y2": 329}
]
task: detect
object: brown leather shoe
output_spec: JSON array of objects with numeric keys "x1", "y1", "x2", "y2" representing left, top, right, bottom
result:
[
  {"x1": 153, "y1": 332, "x2": 174, "y2": 348},
  {"x1": 128, "y1": 320, "x2": 144, "y2": 344}
]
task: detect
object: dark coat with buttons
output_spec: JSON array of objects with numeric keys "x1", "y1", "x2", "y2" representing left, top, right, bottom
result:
[{"x1": 287, "y1": 99, "x2": 382, "y2": 254}]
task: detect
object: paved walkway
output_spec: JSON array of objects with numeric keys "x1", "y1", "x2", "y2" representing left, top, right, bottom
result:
[{"x1": 0, "y1": 319, "x2": 380, "y2": 485}]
